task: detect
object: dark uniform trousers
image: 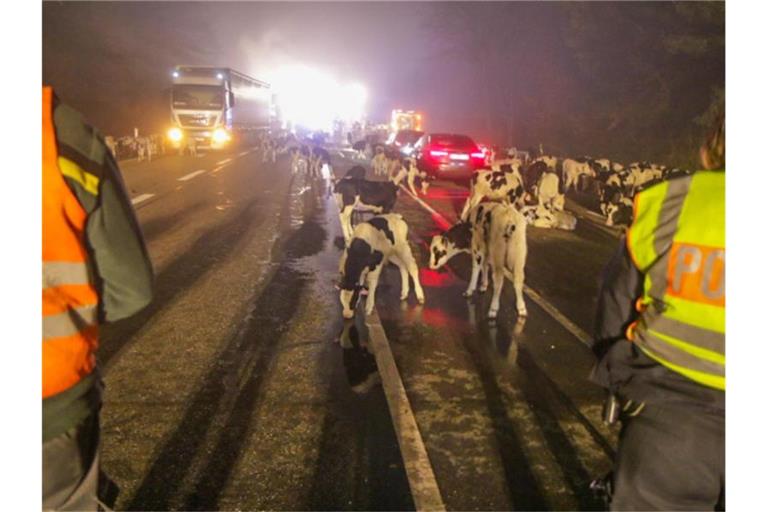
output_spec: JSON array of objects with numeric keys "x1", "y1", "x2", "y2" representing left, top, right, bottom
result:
[
  {"x1": 42, "y1": 411, "x2": 100, "y2": 511},
  {"x1": 611, "y1": 403, "x2": 724, "y2": 511}
]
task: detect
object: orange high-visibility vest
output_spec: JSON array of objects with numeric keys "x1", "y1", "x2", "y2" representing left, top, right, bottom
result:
[{"x1": 42, "y1": 86, "x2": 100, "y2": 398}]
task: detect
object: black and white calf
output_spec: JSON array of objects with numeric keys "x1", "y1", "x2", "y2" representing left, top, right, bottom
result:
[
  {"x1": 459, "y1": 168, "x2": 525, "y2": 220},
  {"x1": 521, "y1": 204, "x2": 577, "y2": 231},
  {"x1": 333, "y1": 173, "x2": 399, "y2": 242},
  {"x1": 430, "y1": 202, "x2": 528, "y2": 319},
  {"x1": 537, "y1": 171, "x2": 565, "y2": 211},
  {"x1": 371, "y1": 146, "x2": 389, "y2": 177},
  {"x1": 562, "y1": 158, "x2": 596, "y2": 192},
  {"x1": 339, "y1": 214, "x2": 425, "y2": 318}
]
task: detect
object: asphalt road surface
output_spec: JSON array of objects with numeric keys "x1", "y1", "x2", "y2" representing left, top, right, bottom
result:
[{"x1": 100, "y1": 145, "x2": 623, "y2": 511}]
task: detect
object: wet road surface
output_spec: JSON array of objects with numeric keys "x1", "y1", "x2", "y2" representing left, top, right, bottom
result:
[
  {"x1": 101, "y1": 147, "x2": 412, "y2": 511},
  {"x1": 99, "y1": 146, "x2": 623, "y2": 510},
  {"x1": 330, "y1": 156, "x2": 621, "y2": 510}
]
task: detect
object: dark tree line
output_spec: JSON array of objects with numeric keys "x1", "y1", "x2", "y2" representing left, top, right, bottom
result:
[{"x1": 426, "y1": 2, "x2": 724, "y2": 169}]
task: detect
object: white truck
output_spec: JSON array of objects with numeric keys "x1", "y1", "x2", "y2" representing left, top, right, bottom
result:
[{"x1": 167, "y1": 66, "x2": 272, "y2": 151}]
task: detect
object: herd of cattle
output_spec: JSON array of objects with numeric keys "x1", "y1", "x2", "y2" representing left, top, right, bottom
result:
[
  {"x1": 275, "y1": 137, "x2": 688, "y2": 323},
  {"x1": 362, "y1": 144, "x2": 690, "y2": 228}
]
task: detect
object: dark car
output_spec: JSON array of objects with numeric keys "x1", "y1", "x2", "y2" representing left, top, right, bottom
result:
[
  {"x1": 413, "y1": 133, "x2": 486, "y2": 182},
  {"x1": 386, "y1": 129, "x2": 425, "y2": 155}
]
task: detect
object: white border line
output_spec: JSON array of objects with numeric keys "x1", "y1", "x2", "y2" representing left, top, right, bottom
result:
[
  {"x1": 365, "y1": 315, "x2": 446, "y2": 511},
  {"x1": 401, "y1": 185, "x2": 592, "y2": 347},
  {"x1": 331, "y1": 177, "x2": 446, "y2": 511}
]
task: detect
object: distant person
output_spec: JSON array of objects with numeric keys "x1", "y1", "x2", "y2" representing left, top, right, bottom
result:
[
  {"x1": 145, "y1": 137, "x2": 154, "y2": 162},
  {"x1": 42, "y1": 86, "x2": 154, "y2": 511},
  {"x1": 320, "y1": 159, "x2": 333, "y2": 197},
  {"x1": 137, "y1": 137, "x2": 146, "y2": 161},
  {"x1": 591, "y1": 115, "x2": 725, "y2": 510}
]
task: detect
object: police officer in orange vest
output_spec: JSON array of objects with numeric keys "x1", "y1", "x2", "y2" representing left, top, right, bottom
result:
[
  {"x1": 43, "y1": 86, "x2": 154, "y2": 511},
  {"x1": 590, "y1": 116, "x2": 725, "y2": 510}
]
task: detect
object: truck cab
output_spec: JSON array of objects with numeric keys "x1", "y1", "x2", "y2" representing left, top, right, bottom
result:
[{"x1": 168, "y1": 66, "x2": 271, "y2": 151}]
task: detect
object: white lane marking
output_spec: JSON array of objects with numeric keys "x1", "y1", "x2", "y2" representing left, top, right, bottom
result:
[
  {"x1": 331, "y1": 187, "x2": 445, "y2": 511},
  {"x1": 216, "y1": 158, "x2": 233, "y2": 165},
  {"x1": 522, "y1": 285, "x2": 591, "y2": 346},
  {"x1": 131, "y1": 193, "x2": 155, "y2": 205},
  {"x1": 238, "y1": 151, "x2": 249, "y2": 157},
  {"x1": 366, "y1": 315, "x2": 447, "y2": 512},
  {"x1": 403, "y1": 185, "x2": 592, "y2": 347},
  {"x1": 177, "y1": 170, "x2": 207, "y2": 182}
]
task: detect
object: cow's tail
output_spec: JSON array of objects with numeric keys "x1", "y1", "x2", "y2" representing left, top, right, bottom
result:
[
  {"x1": 501, "y1": 208, "x2": 526, "y2": 273},
  {"x1": 503, "y1": 212, "x2": 517, "y2": 242}
]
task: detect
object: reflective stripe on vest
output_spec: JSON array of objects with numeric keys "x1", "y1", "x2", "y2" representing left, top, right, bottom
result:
[
  {"x1": 626, "y1": 171, "x2": 725, "y2": 390},
  {"x1": 42, "y1": 86, "x2": 100, "y2": 399}
]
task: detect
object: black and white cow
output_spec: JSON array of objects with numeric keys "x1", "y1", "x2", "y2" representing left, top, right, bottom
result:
[
  {"x1": 521, "y1": 204, "x2": 577, "y2": 231},
  {"x1": 537, "y1": 171, "x2": 565, "y2": 211},
  {"x1": 371, "y1": 146, "x2": 389, "y2": 177},
  {"x1": 605, "y1": 197, "x2": 634, "y2": 227},
  {"x1": 521, "y1": 160, "x2": 548, "y2": 203},
  {"x1": 534, "y1": 155, "x2": 557, "y2": 171},
  {"x1": 460, "y1": 167, "x2": 525, "y2": 220},
  {"x1": 333, "y1": 172, "x2": 399, "y2": 242},
  {"x1": 339, "y1": 214, "x2": 425, "y2": 318},
  {"x1": 430, "y1": 202, "x2": 528, "y2": 319},
  {"x1": 563, "y1": 158, "x2": 596, "y2": 192}
]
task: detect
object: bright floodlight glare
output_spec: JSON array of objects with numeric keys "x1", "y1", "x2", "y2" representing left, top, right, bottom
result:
[
  {"x1": 172, "y1": 71, "x2": 179, "y2": 78},
  {"x1": 217, "y1": 73, "x2": 224, "y2": 80},
  {"x1": 267, "y1": 65, "x2": 368, "y2": 131}
]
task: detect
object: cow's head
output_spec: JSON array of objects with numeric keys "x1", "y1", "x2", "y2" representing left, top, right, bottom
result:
[
  {"x1": 339, "y1": 239, "x2": 383, "y2": 319},
  {"x1": 429, "y1": 222, "x2": 471, "y2": 269},
  {"x1": 605, "y1": 199, "x2": 632, "y2": 227}
]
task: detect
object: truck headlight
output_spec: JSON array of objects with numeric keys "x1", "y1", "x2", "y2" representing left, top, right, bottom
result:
[
  {"x1": 167, "y1": 127, "x2": 183, "y2": 142},
  {"x1": 212, "y1": 128, "x2": 231, "y2": 143}
]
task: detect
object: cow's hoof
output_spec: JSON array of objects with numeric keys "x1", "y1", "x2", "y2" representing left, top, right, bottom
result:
[
  {"x1": 463, "y1": 290, "x2": 474, "y2": 298},
  {"x1": 479, "y1": 286, "x2": 488, "y2": 293},
  {"x1": 417, "y1": 296, "x2": 425, "y2": 304},
  {"x1": 518, "y1": 308, "x2": 528, "y2": 317},
  {"x1": 488, "y1": 309, "x2": 499, "y2": 319},
  {"x1": 400, "y1": 294, "x2": 408, "y2": 301}
]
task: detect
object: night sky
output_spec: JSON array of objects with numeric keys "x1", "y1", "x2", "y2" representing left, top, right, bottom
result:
[{"x1": 43, "y1": 1, "x2": 724, "y2": 166}]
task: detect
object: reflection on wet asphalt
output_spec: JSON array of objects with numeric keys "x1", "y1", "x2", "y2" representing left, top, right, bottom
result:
[
  {"x1": 287, "y1": 175, "x2": 414, "y2": 511},
  {"x1": 107, "y1": 158, "x2": 413, "y2": 511},
  {"x1": 352, "y1": 170, "x2": 616, "y2": 510}
]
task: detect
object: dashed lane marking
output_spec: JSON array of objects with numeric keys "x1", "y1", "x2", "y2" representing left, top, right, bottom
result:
[
  {"x1": 131, "y1": 193, "x2": 155, "y2": 205},
  {"x1": 177, "y1": 170, "x2": 207, "y2": 182},
  {"x1": 216, "y1": 158, "x2": 233, "y2": 165},
  {"x1": 238, "y1": 151, "x2": 249, "y2": 157},
  {"x1": 402, "y1": 185, "x2": 592, "y2": 348},
  {"x1": 331, "y1": 185, "x2": 446, "y2": 512}
]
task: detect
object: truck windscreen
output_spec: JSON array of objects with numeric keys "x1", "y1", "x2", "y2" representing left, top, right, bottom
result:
[{"x1": 172, "y1": 85, "x2": 224, "y2": 110}]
